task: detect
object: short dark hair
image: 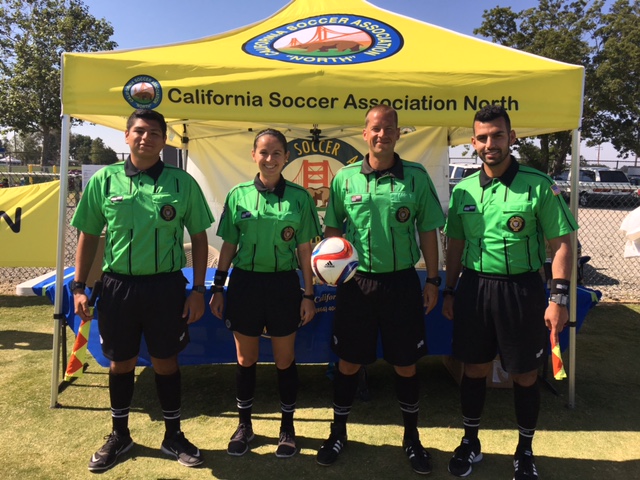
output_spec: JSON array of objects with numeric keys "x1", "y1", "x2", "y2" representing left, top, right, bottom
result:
[
  {"x1": 473, "y1": 105, "x2": 511, "y2": 133},
  {"x1": 126, "y1": 109, "x2": 167, "y2": 136},
  {"x1": 253, "y1": 128, "x2": 288, "y2": 153},
  {"x1": 365, "y1": 104, "x2": 398, "y2": 127}
]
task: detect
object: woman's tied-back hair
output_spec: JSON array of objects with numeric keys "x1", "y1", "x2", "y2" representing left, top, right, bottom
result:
[{"x1": 253, "y1": 128, "x2": 288, "y2": 153}]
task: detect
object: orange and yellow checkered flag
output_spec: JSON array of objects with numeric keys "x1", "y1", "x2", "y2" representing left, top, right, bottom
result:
[
  {"x1": 550, "y1": 332, "x2": 567, "y2": 380},
  {"x1": 64, "y1": 319, "x2": 91, "y2": 381}
]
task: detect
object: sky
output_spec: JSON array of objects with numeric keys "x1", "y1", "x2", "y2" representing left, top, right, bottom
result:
[{"x1": 74, "y1": 0, "x2": 621, "y2": 163}]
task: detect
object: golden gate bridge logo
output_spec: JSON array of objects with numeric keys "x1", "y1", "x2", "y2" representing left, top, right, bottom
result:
[
  {"x1": 243, "y1": 14, "x2": 402, "y2": 65},
  {"x1": 283, "y1": 138, "x2": 364, "y2": 208}
]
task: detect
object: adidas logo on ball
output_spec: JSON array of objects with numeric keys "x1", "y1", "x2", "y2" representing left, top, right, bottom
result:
[{"x1": 311, "y1": 237, "x2": 359, "y2": 286}]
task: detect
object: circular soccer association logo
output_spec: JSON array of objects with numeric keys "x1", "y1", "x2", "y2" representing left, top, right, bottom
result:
[
  {"x1": 243, "y1": 14, "x2": 403, "y2": 65},
  {"x1": 123, "y1": 75, "x2": 162, "y2": 109},
  {"x1": 507, "y1": 215, "x2": 525, "y2": 232}
]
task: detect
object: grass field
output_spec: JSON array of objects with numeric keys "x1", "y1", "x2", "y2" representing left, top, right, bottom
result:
[{"x1": 0, "y1": 296, "x2": 639, "y2": 479}]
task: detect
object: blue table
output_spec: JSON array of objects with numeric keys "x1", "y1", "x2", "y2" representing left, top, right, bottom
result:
[{"x1": 33, "y1": 268, "x2": 601, "y2": 368}]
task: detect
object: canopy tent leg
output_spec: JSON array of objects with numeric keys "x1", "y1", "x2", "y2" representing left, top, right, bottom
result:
[
  {"x1": 50, "y1": 114, "x2": 72, "y2": 408},
  {"x1": 567, "y1": 128, "x2": 581, "y2": 408}
]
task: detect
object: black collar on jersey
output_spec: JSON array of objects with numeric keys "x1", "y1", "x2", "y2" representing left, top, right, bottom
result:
[
  {"x1": 360, "y1": 152, "x2": 405, "y2": 179},
  {"x1": 124, "y1": 156, "x2": 164, "y2": 181},
  {"x1": 479, "y1": 155, "x2": 519, "y2": 188},
  {"x1": 253, "y1": 173, "x2": 286, "y2": 198}
]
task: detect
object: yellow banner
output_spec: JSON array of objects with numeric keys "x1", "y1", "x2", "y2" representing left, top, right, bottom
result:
[{"x1": 0, "y1": 181, "x2": 60, "y2": 267}]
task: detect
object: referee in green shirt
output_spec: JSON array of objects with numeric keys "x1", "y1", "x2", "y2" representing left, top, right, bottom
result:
[
  {"x1": 316, "y1": 105, "x2": 445, "y2": 475},
  {"x1": 209, "y1": 128, "x2": 322, "y2": 459},
  {"x1": 443, "y1": 105, "x2": 578, "y2": 480},
  {"x1": 71, "y1": 110, "x2": 214, "y2": 473}
]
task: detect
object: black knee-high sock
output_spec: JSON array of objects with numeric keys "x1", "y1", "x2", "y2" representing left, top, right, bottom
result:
[
  {"x1": 155, "y1": 370, "x2": 182, "y2": 437},
  {"x1": 236, "y1": 362, "x2": 257, "y2": 425},
  {"x1": 513, "y1": 380, "x2": 540, "y2": 453},
  {"x1": 109, "y1": 370, "x2": 135, "y2": 435},
  {"x1": 395, "y1": 372, "x2": 420, "y2": 439},
  {"x1": 460, "y1": 374, "x2": 486, "y2": 440},
  {"x1": 277, "y1": 361, "x2": 298, "y2": 430},
  {"x1": 332, "y1": 368, "x2": 360, "y2": 427}
]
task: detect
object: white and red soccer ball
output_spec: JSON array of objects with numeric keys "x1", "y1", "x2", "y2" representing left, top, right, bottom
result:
[{"x1": 311, "y1": 237, "x2": 359, "y2": 286}]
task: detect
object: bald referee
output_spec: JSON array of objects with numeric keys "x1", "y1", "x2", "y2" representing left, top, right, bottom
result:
[
  {"x1": 316, "y1": 105, "x2": 445, "y2": 475},
  {"x1": 443, "y1": 105, "x2": 578, "y2": 480},
  {"x1": 71, "y1": 109, "x2": 214, "y2": 472}
]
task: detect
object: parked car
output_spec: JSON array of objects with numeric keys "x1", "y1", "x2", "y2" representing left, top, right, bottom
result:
[
  {"x1": 553, "y1": 167, "x2": 638, "y2": 208},
  {"x1": 449, "y1": 163, "x2": 481, "y2": 193}
]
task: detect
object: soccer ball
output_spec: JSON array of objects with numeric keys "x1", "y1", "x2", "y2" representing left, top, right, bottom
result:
[{"x1": 311, "y1": 237, "x2": 359, "y2": 286}]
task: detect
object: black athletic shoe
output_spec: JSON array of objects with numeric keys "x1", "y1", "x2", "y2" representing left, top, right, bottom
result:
[
  {"x1": 316, "y1": 423, "x2": 347, "y2": 466},
  {"x1": 275, "y1": 428, "x2": 298, "y2": 458},
  {"x1": 87, "y1": 431, "x2": 133, "y2": 472},
  {"x1": 227, "y1": 423, "x2": 255, "y2": 456},
  {"x1": 160, "y1": 431, "x2": 203, "y2": 467},
  {"x1": 448, "y1": 437, "x2": 483, "y2": 477},
  {"x1": 403, "y1": 435, "x2": 432, "y2": 475},
  {"x1": 513, "y1": 449, "x2": 538, "y2": 480}
]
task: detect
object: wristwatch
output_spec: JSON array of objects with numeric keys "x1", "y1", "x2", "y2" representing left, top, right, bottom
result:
[
  {"x1": 425, "y1": 276, "x2": 442, "y2": 287},
  {"x1": 192, "y1": 285, "x2": 207, "y2": 294},
  {"x1": 549, "y1": 293, "x2": 569, "y2": 306},
  {"x1": 70, "y1": 280, "x2": 86, "y2": 292}
]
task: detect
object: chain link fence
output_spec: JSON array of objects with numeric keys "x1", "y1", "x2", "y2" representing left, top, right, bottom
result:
[{"x1": 1, "y1": 171, "x2": 638, "y2": 302}]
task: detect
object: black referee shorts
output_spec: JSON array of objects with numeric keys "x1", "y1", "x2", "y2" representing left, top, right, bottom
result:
[
  {"x1": 224, "y1": 268, "x2": 302, "y2": 337},
  {"x1": 452, "y1": 269, "x2": 547, "y2": 374},
  {"x1": 97, "y1": 271, "x2": 189, "y2": 362},
  {"x1": 331, "y1": 268, "x2": 427, "y2": 367}
]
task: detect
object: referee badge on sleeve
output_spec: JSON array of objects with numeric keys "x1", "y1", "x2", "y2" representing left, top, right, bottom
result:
[
  {"x1": 160, "y1": 204, "x2": 177, "y2": 221},
  {"x1": 507, "y1": 215, "x2": 525, "y2": 232}
]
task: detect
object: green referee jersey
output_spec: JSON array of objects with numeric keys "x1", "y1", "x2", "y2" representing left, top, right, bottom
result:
[
  {"x1": 324, "y1": 153, "x2": 445, "y2": 274},
  {"x1": 71, "y1": 158, "x2": 214, "y2": 276},
  {"x1": 217, "y1": 174, "x2": 322, "y2": 272},
  {"x1": 445, "y1": 158, "x2": 578, "y2": 275}
]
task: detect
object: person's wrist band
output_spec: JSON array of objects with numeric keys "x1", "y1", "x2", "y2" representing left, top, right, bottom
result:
[
  {"x1": 550, "y1": 278, "x2": 570, "y2": 294},
  {"x1": 549, "y1": 293, "x2": 569, "y2": 306},
  {"x1": 210, "y1": 285, "x2": 224, "y2": 293},
  {"x1": 302, "y1": 294, "x2": 314, "y2": 301},
  {"x1": 442, "y1": 287, "x2": 456, "y2": 297},
  {"x1": 213, "y1": 270, "x2": 228, "y2": 286}
]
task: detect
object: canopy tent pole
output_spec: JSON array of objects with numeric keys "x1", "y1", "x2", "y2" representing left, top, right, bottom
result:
[
  {"x1": 50, "y1": 114, "x2": 72, "y2": 408},
  {"x1": 567, "y1": 128, "x2": 581, "y2": 408},
  {"x1": 181, "y1": 124, "x2": 189, "y2": 171}
]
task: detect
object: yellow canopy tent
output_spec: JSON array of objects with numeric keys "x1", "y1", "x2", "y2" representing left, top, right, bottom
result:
[{"x1": 52, "y1": 0, "x2": 585, "y2": 406}]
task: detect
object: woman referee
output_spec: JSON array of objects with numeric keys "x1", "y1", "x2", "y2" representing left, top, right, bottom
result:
[{"x1": 209, "y1": 129, "x2": 322, "y2": 458}]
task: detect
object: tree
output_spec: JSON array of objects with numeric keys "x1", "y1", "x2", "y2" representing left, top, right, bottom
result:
[
  {"x1": 583, "y1": 0, "x2": 640, "y2": 159},
  {"x1": 475, "y1": 0, "x2": 602, "y2": 174},
  {"x1": 89, "y1": 138, "x2": 118, "y2": 165},
  {"x1": 0, "y1": 0, "x2": 116, "y2": 166},
  {"x1": 70, "y1": 133, "x2": 93, "y2": 164}
]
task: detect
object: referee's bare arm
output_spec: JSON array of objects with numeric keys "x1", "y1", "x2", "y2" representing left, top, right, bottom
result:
[
  {"x1": 545, "y1": 234, "x2": 573, "y2": 336},
  {"x1": 442, "y1": 237, "x2": 465, "y2": 321}
]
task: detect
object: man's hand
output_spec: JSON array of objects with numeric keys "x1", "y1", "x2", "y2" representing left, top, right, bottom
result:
[
  {"x1": 73, "y1": 291, "x2": 93, "y2": 322},
  {"x1": 183, "y1": 292, "x2": 205, "y2": 324},
  {"x1": 423, "y1": 283, "x2": 439, "y2": 314}
]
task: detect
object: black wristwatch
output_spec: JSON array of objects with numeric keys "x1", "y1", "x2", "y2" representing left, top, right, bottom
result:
[
  {"x1": 425, "y1": 276, "x2": 442, "y2": 287},
  {"x1": 192, "y1": 285, "x2": 207, "y2": 294},
  {"x1": 70, "y1": 280, "x2": 86, "y2": 292}
]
